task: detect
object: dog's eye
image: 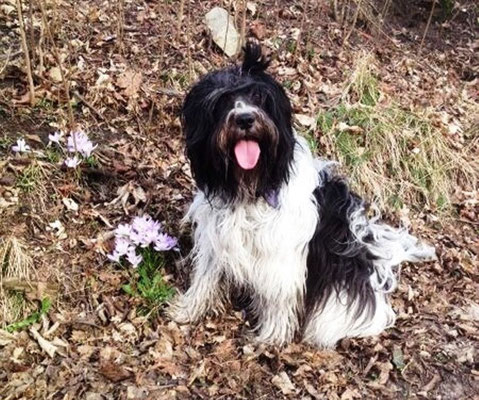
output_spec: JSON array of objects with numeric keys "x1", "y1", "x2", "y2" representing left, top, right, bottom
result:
[{"x1": 252, "y1": 91, "x2": 262, "y2": 104}]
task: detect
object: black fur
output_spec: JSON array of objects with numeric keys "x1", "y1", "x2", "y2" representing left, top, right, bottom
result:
[
  {"x1": 305, "y1": 171, "x2": 377, "y2": 321},
  {"x1": 242, "y1": 41, "x2": 271, "y2": 73},
  {"x1": 182, "y1": 41, "x2": 295, "y2": 202}
]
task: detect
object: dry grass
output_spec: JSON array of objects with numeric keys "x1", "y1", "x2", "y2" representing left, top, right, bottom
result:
[
  {"x1": 0, "y1": 237, "x2": 35, "y2": 326},
  {"x1": 316, "y1": 53, "x2": 478, "y2": 213}
]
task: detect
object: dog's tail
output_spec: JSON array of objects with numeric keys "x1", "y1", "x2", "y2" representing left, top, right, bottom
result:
[{"x1": 242, "y1": 40, "x2": 271, "y2": 74}]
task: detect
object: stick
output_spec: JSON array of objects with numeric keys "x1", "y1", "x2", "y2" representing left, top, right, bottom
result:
[
  {"x1": 116, "y1": 0, "x2": 125, "y2": 54},
  {"x1": 240, "y1": 0, "x2": 247, "y2": 48},
  {"x1": 39, "y1": 0, "x2": 74, "y2": 129},
  {"x1": 419, "y1": 0, "x2": 436, "y2": 53},
  {"x1": 293, "y1": 0, "x2": 310, "y2": 62},
  {"x1": 28, "y1": 0, "x2": 35, "y2": 66},
  {"x1": 15, "y1": 0, "x2": 35, "y2": 106},
  {"x1": 155, "y1": 87, "x2": 184, "y2": 97},
  {"x1": 176, "y1": 0, "x2": 185, "y2": 42},
  {"x1": 343, "y1": 0, "x2": 362, "y2": 44},
  {"x1": 72, "y1": 90, "x2": 108, "y2": 123}
]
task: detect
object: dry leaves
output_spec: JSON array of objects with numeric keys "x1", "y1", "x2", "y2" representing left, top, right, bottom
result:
[
  {"x1": 1, "y1": 1, "x2": 478, "y2": 399},
  {"x1": 116, "y1": 70, "x2": 143, "y2": 98}
]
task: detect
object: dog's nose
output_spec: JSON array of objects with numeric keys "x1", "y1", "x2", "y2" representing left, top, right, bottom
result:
[{"x1": 235, "y1": 113, "x2": 255, "y2": 130}]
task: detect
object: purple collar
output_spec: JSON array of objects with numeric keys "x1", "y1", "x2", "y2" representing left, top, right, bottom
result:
[{"x1": 263, "y1": 190, "x2": 279, "y2": 209}]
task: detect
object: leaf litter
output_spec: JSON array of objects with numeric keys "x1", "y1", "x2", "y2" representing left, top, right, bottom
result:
[{"x1": 0, "y1": 0, "x2": 478, "y2": 399}]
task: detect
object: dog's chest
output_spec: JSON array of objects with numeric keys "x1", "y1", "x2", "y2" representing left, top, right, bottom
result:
[{"x1": 192, "y1": 195, "x2": 318, "y2": 285}]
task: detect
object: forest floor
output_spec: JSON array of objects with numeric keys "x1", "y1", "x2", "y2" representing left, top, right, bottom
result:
[{"x1": 0, "y1": 1, "x2": 478, "y2": 399}]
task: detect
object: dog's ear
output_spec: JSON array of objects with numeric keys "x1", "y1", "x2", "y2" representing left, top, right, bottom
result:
[{"x1": 242, "y1": 40, "x2": 271, "y2": 74}]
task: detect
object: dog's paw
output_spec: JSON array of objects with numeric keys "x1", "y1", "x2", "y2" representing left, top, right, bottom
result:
[
  {"x1": 167, "y1": 296, "x2": 197, "y2": 324},
  {"x1": 255, "y1": 329, "x2": 292, "y2": 347}
]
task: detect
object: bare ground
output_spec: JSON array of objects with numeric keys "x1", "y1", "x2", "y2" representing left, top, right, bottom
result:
[{"x1": 0, "y1": 1, "x2": 478, "y2": 399}]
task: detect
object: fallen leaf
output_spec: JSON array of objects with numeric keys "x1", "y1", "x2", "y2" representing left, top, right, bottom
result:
[
  {"x1": 341, "y1": 387, "x2": 361, "y2": 400},
  {"x1": 99, "y1": 360, "x2": 132, "y2": 382},
  {"x1": 246, "y1": 1, "x2": 257, "y2": 15},
  {"x1": 392, "y1": 346, "x2": 405, "y2": 370},
  {"x1": 48, "y1": 67, "x2": 62, "y2": 83},
  {"x1": 117, "y1": 70, "x2": 142, "y2": 98},
  {"x1": 47, "y1": 220, "x2": 67, "y2": 240},
  {"x1": 30, "y1": 327, "x2": 57, "y2": 358},
  {"x1": 272, "y1": 371, "x2": 296, "y2": 395},
  {"x1": 338, "y1": 122, "x2": 363, "y2": 134},
  {"x1": 62, "y1": 197, "x2": 79, "y2": 212},
  {"x1": 295, "y1": 114, "x2": 316, "y2": 127},
  {"x1": 0, "y1": 329, "x2": 17, "y2": 346},
  {"x1": 188, "y1": 360, "x2": 205, "y2": 386},
  {"x1": 418, "y1": 374, "x2": 441, "y2": 397}
]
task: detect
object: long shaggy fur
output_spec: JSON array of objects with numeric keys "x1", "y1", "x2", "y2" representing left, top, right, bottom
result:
[{"x1": 171, "y1": 42, "x2": 437, "y2": 348}]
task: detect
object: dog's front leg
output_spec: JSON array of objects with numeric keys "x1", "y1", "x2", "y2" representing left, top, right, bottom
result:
[
  {"x1": 169, "y1": 250, "x2": 224, "y2": 324},
  {"x1": 253, "y1": 270, "x2": 302, "y2": 346},
  {"x1": 255, "y1": 297, "x2": 299, "y2": 346}
]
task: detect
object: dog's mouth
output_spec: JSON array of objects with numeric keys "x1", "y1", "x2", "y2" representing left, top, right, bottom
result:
[{"x1": 233, "y1": 139, "x2": 261, "y2": 170}]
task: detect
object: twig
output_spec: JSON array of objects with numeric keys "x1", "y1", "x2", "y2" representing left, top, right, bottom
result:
[
  {"x1": 155, "y1": 87, "x2": 184, "y2": 97},
  {"x1": 157, "y1": 2, "x2": 165, "y2": 71},
  {"x1": 15, "y1": 0, "x2": 35, "y2": 106},
  {"x1": 186, "y1": 0, "x2": 193, "y2": 80},
  {"x1": 240, "y1": 0, "x2": 247, "y2": 48},
  {"x1": 225, "y1": 0, "x2": 233, "y2": 60},
  {"x1": 116, "y1": 0, "x2": 125, "y2": 55},
  {"x1": 293, "y1": 0, "x2": 310, "y2": 62},
  {"x1": 332, "y1": 0, "x2": 339, "y2": 22},
  {"x1": 72, "y1": 90, "x2": 109, "y2": 124},
  {"x1": 39, "y1": 0, "x2": 74, "y2": 128},
  {"x1": 455, "y1": 218, "x2": 479, "y2": 226},
  {"x1": 340, "y1": 0, "x2": 348, "y2": 25},
  {"x1": 343, "y1": 0, "x2": 362, "y2": 44},
  {"x1": 176, "y1": 0, "x2": 185, "y2": 42},
  {"x1": 419, "y1": 0, "x2": 436, "y2": 53},
  {"x1": 0, "y1": 49, "x2": 14, "y2": 75},
  {"x1": 28, "y1": 0, "x2": 35, "y2": 66},
  {"x1": 0, "y1": 50, "x2": 22, "y2": 60}
]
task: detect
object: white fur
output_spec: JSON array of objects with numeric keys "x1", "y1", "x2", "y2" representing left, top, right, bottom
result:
[{"x1": 171, "y1": 136, "x2": 436, "y2": 348}]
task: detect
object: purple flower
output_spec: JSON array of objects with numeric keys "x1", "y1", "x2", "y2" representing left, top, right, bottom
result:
[
  {"x1": 130, "y1": 215, "x2": 162, "y2": 247},
  {"x1": 131, "y1": 215, "x2": 161, "y2": 234},
  {"x1": 114, "y1": 237, "x2": 135, "y2": 256},
  {"x1": 107, "y1": 238, "x2": 135, "y2": 263},
  {"x1": 107, "y1": 215, "x2": 177, "y2": 266},
  {"x1": 115, "y1": 223, "x2": 132, "y2": 238},
  {"x1": 48, "y1": 131, "x2": 64, "y2": 145},
  {"x1": 154, "y1": 233, "x2": 178, "y2": 251},
  {"x1": 67, "y1": 130, "x2": 97, "y2": 157},
  {"x1": 12, "y1": 138, "x2": 30, "y2": 153},
  {"x1": 127, "y1": 249, "x2": 143, "y2": 268},
  {"x1": 64, "y1": 156, "x2": 81, "y2": 168},
  {"x1": 107, "y1": 251, "x2": 121, "y2": 263}
]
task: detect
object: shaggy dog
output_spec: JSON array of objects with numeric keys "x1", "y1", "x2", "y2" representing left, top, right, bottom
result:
[{"x1": 170, "y1": 42, "x2": 436, "y2": 348}]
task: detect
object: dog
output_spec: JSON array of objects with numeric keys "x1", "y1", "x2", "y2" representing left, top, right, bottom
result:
[{"x1": 170, "y1": 41, "x2": 436, "y2": 348}]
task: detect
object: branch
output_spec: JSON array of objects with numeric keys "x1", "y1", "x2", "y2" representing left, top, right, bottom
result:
[{"x1": 15, "y1": 0, "x2": 35, "y2": 106}]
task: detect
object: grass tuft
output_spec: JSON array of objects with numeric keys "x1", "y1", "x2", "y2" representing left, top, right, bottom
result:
[
  {"x1": 315, "y1": 54, "x2": 478, "y2": 213},
  {"x1": 5, "y1": 297, "x2": 51, "y2": 333},
  {"x1": 0, "y1": 237, "x2": 34, "y2": 326},
  {"x1": 16, "y1": 163, "x2": 44, "y2": 193}
]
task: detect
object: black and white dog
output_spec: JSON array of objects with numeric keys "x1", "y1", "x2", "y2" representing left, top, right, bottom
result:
[{"x1": 171, "y1": 42, "x2": 436, "y2": 348}]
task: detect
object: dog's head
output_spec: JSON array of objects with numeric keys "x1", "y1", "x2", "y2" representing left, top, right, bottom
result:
[{"x1": 182, "y1": 41, "x2": 296, "y2": 202}]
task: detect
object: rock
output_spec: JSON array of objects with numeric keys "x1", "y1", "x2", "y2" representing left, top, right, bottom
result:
[{"x1": 205, "y1": 7, "x2": 240, "y2": 57}]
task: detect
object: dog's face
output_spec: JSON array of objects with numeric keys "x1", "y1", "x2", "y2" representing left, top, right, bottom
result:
[{"x1": 182, "y1": 42, "x2": 296, "y2": 202}]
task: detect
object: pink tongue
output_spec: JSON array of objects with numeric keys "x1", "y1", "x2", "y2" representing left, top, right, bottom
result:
[{"x1": 234, "y1": 140, "x2": 261, "y2": 170}]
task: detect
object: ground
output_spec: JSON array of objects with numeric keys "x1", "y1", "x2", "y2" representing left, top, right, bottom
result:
[{"x1": 0, "y1": 0, "x2": 478, "y2": 399}]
